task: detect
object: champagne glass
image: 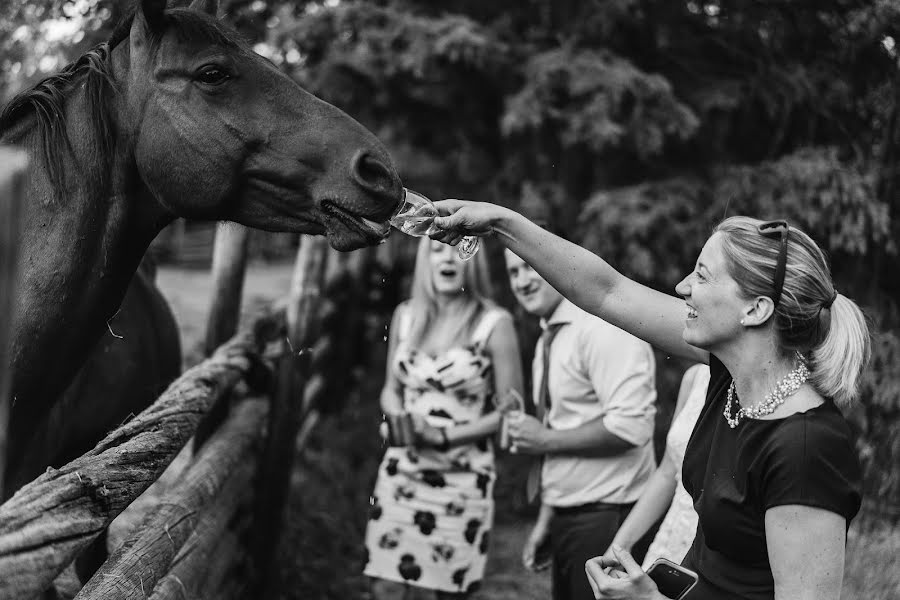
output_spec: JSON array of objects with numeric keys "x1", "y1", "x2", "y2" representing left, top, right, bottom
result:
[{"x1": 389, "y1": 188, "x2": 480, "y2": 261}]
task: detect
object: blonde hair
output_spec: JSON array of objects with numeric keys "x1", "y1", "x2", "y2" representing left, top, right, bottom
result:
[
  {"x1": 715, "y1": 216, "x2": 871, "y2": 407},
  {"x1": 406, "y1": 237, "x2": 496, "y2": 346}
]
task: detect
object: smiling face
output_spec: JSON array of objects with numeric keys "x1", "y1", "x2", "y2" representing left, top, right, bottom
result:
[
  {"x1": 124, "y1": 1, "x2": 401, "y2": 250},
  {"x1": 428, "y1": 240, "x2": 467, "y2": 295},
  {"x1": 504, "y1": 249, "x2": 563, "y2": 319},
  {"x1": 674, "y1": 232, "x2": 749, "y2": 351}
]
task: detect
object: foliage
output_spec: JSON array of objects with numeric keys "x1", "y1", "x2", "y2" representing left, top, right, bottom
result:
[
  {"x1": 0, "y1": 0, "x2": 124, "y2": 100},
  {"x1": 502, "y1": 47, "x2": 699, "y2": 159},
  {"x1": 2, "y1": 0, "x2": 898, "y2": 509}
]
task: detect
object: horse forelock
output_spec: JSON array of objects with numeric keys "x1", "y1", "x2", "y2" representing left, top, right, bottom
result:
[
  {"x1": 110, "y1": 5, "x2": 250, "y2": 55},
  {"x1": 162, "y1": 9, "x2": 251, "y2": 53}
]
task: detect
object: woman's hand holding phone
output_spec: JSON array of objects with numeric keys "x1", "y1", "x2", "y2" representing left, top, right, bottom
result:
[{"x1": 584, "y1": 545, "x2": 665, "y2": 600}]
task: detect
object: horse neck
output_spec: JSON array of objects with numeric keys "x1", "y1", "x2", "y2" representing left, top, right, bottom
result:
[{"x1": 6, "y1": 79, "x2": 172, "y2": 427}]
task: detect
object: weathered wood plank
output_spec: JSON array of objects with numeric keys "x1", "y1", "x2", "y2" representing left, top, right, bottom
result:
[
  {"x1": 75, "y1": 398, "x2": 267, "y2": 600},
  {"x1": 194, "y1": 223, "x2": 251, "y2": 451},
  {"x1": 0, "y1": 146, "x2": 28, "y2": 501},
  {"x1": 147, "y1": 470, "x2": 251, "y2": 600},
  {"x1": 251, "y1": 235, "x2": 328, "y2": 593},
  {"x1": 0, "y1": 332, "x2": 262, "y2": 599},
  {"x1": 203, "y1": 223, "x2": 249, "y2": 356}
]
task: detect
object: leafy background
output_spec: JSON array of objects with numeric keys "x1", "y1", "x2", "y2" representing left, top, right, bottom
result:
[{"x1": 2, "y1": 0, "x2": 898, "y2": 596}]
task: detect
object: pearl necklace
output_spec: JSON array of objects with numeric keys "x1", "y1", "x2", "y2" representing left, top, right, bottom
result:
[{"x1": 724, "y1": 353, "x2": 810, "y2": 428}]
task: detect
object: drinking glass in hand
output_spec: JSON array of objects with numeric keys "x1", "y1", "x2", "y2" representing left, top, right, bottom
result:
[{"x1": 389, "y1": 188, "x2": 480, "y2": 260}]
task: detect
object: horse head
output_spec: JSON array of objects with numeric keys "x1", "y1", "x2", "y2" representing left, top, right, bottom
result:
[
  {"x1": 118, "y1": 0, "x2": 402, "y2": 250},
  {"x1": 0, "y1": 0, "x2": 404, "y2": 498}
]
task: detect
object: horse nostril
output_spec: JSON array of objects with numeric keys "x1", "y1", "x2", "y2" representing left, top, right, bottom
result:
[{"x1": 351, "y1": 150, "x2": 400, "y2": 200}]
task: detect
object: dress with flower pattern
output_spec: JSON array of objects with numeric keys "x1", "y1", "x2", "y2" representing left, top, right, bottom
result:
[{"x1": 364, "y1": 305, "x2": 505, "y2": 594}]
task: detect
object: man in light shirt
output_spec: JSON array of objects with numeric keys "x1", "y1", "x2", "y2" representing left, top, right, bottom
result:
[{"x1": 504, "y1": 247, "x2": 658, "y2": 600}]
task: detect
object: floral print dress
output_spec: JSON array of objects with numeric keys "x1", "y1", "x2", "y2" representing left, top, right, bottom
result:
[{"x1": 364, "y1": 305, "x2": 505, "y2": 595}]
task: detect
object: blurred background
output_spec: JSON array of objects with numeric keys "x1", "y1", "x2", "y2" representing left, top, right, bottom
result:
[{"x1": 2, "y1": 1, "x2": 898, "y2": 598}]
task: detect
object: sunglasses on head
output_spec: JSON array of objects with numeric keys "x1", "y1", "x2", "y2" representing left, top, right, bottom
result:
[{"x1": 757, "y1": 220, "x2": 790, "y2": 308}]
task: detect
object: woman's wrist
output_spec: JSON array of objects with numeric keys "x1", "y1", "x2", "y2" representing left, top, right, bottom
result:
[
  {"x1": 490, "y1": 206, "x2": 522, "y2": 241},
  {"x1": 610, "y1": 534, "x2": 635, "y2": 553}
]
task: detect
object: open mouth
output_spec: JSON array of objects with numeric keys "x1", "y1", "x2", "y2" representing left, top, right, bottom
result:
[
  {"x1": 686, "y1": 305, "x2": 698, "y2": 320},
  {"x1": 320, "y1": 200, "x2": 391, "y2": 243}
]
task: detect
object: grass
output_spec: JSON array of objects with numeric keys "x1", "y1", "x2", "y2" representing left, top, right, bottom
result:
[{"x1": 155, "y1": 261, "x2": 899, "y2": 600}]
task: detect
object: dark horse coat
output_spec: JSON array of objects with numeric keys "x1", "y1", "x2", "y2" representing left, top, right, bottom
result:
[
  {"x1": 0, "y1": 0, "x2": 400, "y2": 504},
  {"x1": 4, "y1": 258, "x2": 181, "y2": 494}
]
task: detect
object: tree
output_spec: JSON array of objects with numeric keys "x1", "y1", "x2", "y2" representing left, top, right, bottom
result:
[{"x1": 3, "y1": 0, "x2": 898, "y2": 507}]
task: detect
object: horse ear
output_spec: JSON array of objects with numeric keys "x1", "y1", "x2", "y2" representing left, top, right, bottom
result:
[
  {"x1": 188, "y1": 0, "x2": 220, "y2": 17},
  {"x1": 130, "y1": 0, "x2": 167, "y2": 59},
  {"x1": 139, "y1": 0, "x2": 168, "y2": 31}
]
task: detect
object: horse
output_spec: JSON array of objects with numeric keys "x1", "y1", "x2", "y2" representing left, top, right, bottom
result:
[
  {"x1": 0, "y1": 0, "x2": 401, "y2": 504},
  {"x1": 4, "y1": 257, "x2": 181, "y2": 495}
]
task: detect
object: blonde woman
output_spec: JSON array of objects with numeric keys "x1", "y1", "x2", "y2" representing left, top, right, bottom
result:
[
  {"x1": 603, "y1": 363, "x2": 710, "y2": 569},
  {"x1": 364, "y1": 237, "x2": 524, "y2": 599},
  {"x1": 430, "y1": 204, "x2": 868, "y2": 600}
]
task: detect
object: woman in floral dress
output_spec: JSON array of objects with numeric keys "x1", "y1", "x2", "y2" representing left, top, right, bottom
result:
[{"x1": 365, "y1": 237, "x2": 524, "y2": 599}]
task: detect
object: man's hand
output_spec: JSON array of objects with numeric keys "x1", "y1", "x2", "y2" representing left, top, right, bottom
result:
[
  {"x1": 507, "y1": 412, "x2": 550, "y2": 455},
  {"x1": 522, "y1": 521, "x2": 552, "y2": 572}
]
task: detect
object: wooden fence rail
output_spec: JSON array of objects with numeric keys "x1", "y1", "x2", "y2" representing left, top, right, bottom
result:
[
  {"x1": 0, "y1": 330, "x2": 269, "y2": 599},
  {"x1": 74, "y1": 397, "x2": 268, "y2": 600}
]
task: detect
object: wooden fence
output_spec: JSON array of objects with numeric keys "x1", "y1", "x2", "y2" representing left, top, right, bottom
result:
[{"x1": 0, "y1": 219, "x2": 343, "y2": 599}]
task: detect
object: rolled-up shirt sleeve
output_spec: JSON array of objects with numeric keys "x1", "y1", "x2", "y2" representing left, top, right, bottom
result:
[{"x1": 580, "y1": 323, "x2": 657, "y2": 447}]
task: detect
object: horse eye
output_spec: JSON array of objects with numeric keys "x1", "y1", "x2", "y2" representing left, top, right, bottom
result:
[{"x1": 196, "y1": 67, "x2": 231, "y2": 86}]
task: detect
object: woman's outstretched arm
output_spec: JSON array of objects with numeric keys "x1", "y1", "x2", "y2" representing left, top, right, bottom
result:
[{"x1": 433, "y1": 201, "x2": 707, "y2": 364}]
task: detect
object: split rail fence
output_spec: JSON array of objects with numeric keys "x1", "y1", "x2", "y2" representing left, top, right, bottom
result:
[{"x1": 0, "y1": 182, "x2": 348, "y2": 599}]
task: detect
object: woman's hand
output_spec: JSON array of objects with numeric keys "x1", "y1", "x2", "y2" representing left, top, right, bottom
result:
[
  {"x1": 430, "y1": 199, "x2": 509, "y2": 245},
  {"x1": 585, "y1": 546, "x2": 663, "y2": 600},
  {"x1": 409, "y1": 413, "x2": 446, "y2": 448}
]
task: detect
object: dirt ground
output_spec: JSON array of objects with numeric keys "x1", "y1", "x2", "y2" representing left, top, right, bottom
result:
[{"x1": 155, "y1": 260, "x2": 898, "y2": 600}]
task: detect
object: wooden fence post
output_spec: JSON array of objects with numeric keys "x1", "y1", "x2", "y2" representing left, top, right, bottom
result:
[
  {"x1": 203, "y1": 223, "x2": 250, "y2": 356},
  {"x1": 0, "y1": 147, "x2": 28, "y2": 501},
  {"x1": 194, "y1": 223, "x2": 251, "y2": 450},
  {"x1": 251, "y1": 234, "x2": 328, "y2": 593}
]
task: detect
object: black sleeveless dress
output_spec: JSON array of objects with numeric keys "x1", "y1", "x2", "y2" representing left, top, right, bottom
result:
[{"x1": 680, "y1": 356, "x2": 861, "y2": 599}]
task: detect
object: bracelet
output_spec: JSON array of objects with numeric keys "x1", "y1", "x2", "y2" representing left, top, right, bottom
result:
[{"x1": 436, "y1": 427, "x2": 451, "y2": 452}]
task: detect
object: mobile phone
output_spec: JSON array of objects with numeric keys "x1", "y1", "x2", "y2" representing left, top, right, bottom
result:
[{"x1": 646, "y1": 558, "x2": 698, "y2": 600}]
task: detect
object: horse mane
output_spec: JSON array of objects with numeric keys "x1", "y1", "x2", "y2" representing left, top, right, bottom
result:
[
  {"x1": 0, "y1": 6, "x2": 249, "y2": 203},
  {"x1": 0, "y1": 44, "x2": 116, "y2": 202}
]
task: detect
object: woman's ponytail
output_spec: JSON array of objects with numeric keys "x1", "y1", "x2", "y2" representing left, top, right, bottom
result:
[{"x1": 809, "y1": 293, "x2": 871, "y2": 407}]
